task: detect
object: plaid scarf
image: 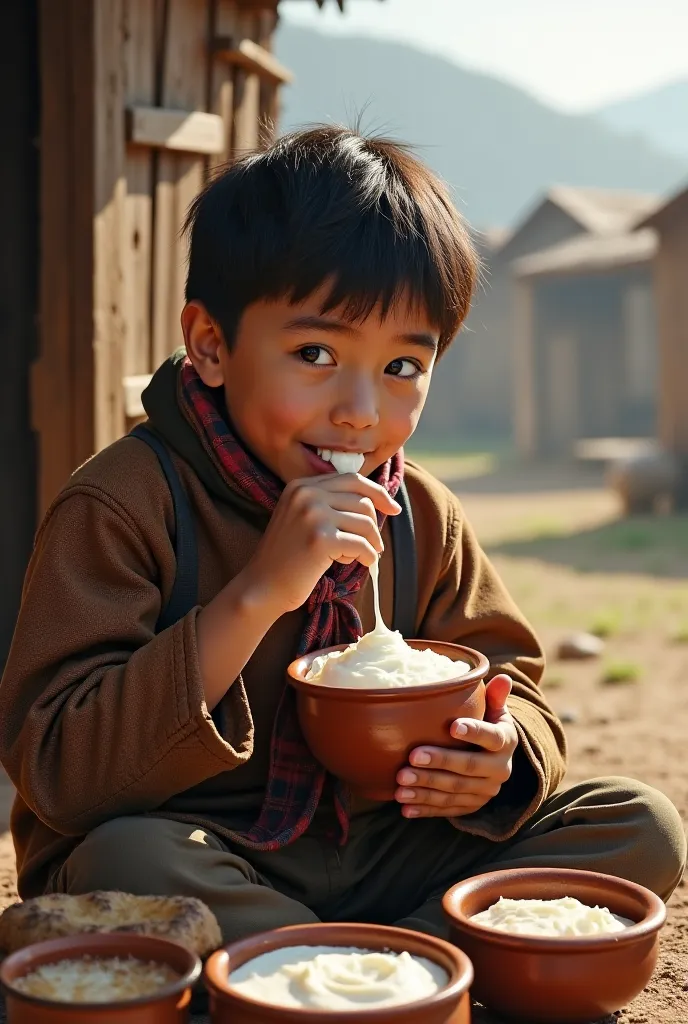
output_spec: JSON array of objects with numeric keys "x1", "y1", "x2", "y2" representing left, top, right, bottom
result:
[{"x1": 180, "y1": 359, "x2": 403, "y2": 850}]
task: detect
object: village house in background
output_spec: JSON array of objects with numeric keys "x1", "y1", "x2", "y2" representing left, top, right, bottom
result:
[
  {"x1": 418, "y1": 187, "x2": 660, "y2": 455},
  {"x1": 509, "y1": 188, "x2": 660, "y2": 457},
  {"x1": 637, "y1": 185, "x2": 688, "y2": 508},
  {"x1": 0, "y1": 0, "x2": 354, "y2": 670}
]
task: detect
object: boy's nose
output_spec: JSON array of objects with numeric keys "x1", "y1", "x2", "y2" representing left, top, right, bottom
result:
[{"x1": 331, "y1": 379, "x2": 380, "y2": 430}]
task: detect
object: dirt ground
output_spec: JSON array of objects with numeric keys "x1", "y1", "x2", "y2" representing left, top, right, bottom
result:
[{"x1": 1, "y1": 454, "x2": 686, "y2": 1023}]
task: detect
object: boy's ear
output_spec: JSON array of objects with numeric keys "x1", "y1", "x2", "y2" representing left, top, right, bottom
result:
[{"x1": 181, "y1": 302, "x2": 226, "y2": 387}]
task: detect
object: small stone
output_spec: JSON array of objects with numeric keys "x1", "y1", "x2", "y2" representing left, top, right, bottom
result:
[
  {"x1": 556, "y1": 632, "x2": 606, "y2": 660},
  {"x1": 559, "y1": 708, "x2": 580, "y2": 724}
]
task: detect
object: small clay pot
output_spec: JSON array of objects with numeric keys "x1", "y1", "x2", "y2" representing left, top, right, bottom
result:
[
  {"x1": 204, "y1": 922, "x2": 474, "y2": 1023},
  {"x1": 0, "y1": 932, "x2": 201, "y2": 1024},
  {"x1": 442, "y1": 867, "x2": 667, "y2": 1023},
  {"x1": 287, "y1": 640, "x2": 488, "y2": 801}
]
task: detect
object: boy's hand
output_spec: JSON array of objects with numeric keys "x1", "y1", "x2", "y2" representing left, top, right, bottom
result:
[
  {"x1": 395, "y1": 675, "x2": 518, "y2": 818},
  {"x1": 241, "y1": 473, "x2": 401, "y2": 616}
]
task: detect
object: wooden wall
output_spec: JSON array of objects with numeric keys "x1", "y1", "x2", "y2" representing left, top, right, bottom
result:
[
  {"x1": 0, "y1": 0, "x2": 39, "y2": 668},
  {"x1": 514, "y1": 268, "x2": 657, "y2": 457},
  {"x1": 34, "y1": 0, "x2": 291, "y2": 515},
  {"x1": 653, "y1": 203, "x2": 688, "y2": 458}
]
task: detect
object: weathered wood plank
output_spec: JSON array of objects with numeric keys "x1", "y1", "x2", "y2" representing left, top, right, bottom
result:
[
  {"x1": 212, "y1": 37, "x2": 293, "y2": 84},
  {"x1": 257, "y1": 8, "x2": 280, "y2": 144},
  {"x1": 232, "y1": 10, "x2": 261, "y2": 155},
  {"x1": 94, "y1": 0, "x2": 128, "y2": 452},
  {"x1": 208, "y1": 0, "x2": 240, "y2": 169},
  {"x1": 123, "y1": 0, "x2": 156, "y2": 377},
  {"x1": 151, "y1": 0, "x2": 208, "y2": 369},
  {"x1": 34, "y1": 0, "x2": 97, "y2": 512},
  {"x1": 128, "y1": 106, "x2": 225, "y2": 154}
]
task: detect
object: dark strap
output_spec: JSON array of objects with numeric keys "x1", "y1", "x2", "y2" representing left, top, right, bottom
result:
[
  {"x1": 130, "y1": 424, "x2": 199, "y2": 632},
  {"x1": 390, "y1": 481, "x2": 418, "y2": 638}
]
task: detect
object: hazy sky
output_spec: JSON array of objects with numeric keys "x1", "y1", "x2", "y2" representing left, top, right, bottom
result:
[{"x1": 280, "y1": 0, "x2": 688, "y2": 112}]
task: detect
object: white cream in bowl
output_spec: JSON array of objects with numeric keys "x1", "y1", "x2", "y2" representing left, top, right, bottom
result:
[
  {"x1": 229, "y1": 945, "x2": 448, "y2": 1010},
  {"x1": 471, "y1": 896, "x2": 632, "y2": 937}
]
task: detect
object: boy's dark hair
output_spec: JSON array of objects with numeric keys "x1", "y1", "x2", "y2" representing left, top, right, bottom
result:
[{"x1": 184, "y1": 125, "x2": 478, "y2": 353}]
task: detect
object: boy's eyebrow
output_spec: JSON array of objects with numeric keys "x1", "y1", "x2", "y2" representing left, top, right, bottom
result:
[
  {"x1": 283, "y1": 316, "x2": 438, "y2": 351},
  {"x1": 395, "y1": 332, "x2": 439, "y2": 352},
  {"x1": 282, "y1": 315, "x2": 356, "y2": 335}
]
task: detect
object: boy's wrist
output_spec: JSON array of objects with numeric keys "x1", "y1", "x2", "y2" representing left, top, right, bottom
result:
[{"x1": 228, "y1": 567, "x2": 287, "y2": 626}]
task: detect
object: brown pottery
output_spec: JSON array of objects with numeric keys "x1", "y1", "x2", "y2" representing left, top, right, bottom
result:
[
  {"x1": 442, "y1": 867, "x2": 666, "y2": 1023},
  {"x1": 0, "y1": 932, "x2": 201, "y2": 1024},
  {"x1": 287, "y1": 639, "x2": 488, "y2": 800},
  {"x1": 204, "y1": 921, "x2": 474, "y2": 1023}
]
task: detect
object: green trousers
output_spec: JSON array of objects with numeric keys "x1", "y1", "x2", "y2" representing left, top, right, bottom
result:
[{"x1": 52, "y1": 777, "x2": 686, "y2": 943}]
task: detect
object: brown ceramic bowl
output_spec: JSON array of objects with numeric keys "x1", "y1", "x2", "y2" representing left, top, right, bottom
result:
[
  {"x1": 442, "y1": 867, "x2": 667, "y2": 1023},
  {"x1": 287, "y1": 640, "x2": 488, "y2": 800},
  {"x1": 204, "y1": 922, "x2": 474, "y2": 1023},
  {"x1": 0, "y1": 932, "x2": 201, "y2": 1024}
]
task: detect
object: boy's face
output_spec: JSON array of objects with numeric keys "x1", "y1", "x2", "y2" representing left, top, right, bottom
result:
[{"x1": 182, "y1": 287, "x2": 439, "y2": 483}]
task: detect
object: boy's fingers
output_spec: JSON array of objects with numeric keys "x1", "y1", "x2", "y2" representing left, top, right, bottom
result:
[
  {"x1": 317, "y1": 474, "x2": 402, "y2": 514},
  {"x1": 449, "y1": 718, "x2": 514, "y2": 751},
  {"x1": 485, "y1": 674, "x2": 512, "y2": 714},
  {"x1": 410, "y1": 743, "x2": 493, "y2": 774}
]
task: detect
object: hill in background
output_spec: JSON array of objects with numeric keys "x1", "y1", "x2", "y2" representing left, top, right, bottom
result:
[
  {"x1": 596, "y1": 80, "x2": 688, "y2": 161},
  {"x1": 274, "y1": 23, "x2": 687, "y2": 229}
]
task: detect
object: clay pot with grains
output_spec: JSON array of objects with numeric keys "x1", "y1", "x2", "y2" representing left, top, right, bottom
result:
[
  {"x1": 287, "y1": 640, "x2": 488, "y2": 801},
  {"x1": 0, "y1": 933, "x2": 201, "y2": 1024}
]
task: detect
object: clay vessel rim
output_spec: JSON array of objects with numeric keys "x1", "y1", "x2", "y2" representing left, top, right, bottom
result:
[
  {"x1": 204, "y1": 922, "x2": 474, "y2": 1019},
  {"x1": 443, "y1": 866, "x2": 667, "y2": 953},
  {"x1": 287, "y1": 641, "x2": 490, "y2": 698},
  {"x1": 0, "y1": 932, "x2": 201, "y2": 1011}
]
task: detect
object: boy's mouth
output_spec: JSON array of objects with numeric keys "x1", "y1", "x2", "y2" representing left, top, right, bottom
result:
[{"x1": 301, "y1": 444, "x2": 367, "y2": 475}]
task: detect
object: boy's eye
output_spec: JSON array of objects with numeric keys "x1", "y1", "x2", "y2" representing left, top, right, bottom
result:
[
  {"x1": 299, "y1": 345, "x2": 335, "y2": 366},
  {"x1": 386, "y1": 358, "x2": 420, "y2": 378}
]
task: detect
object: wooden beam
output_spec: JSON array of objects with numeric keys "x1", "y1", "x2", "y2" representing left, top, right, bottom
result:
[
  {"x1": 127, "y1": 106, "x2": 225, "y2": 155},
  {"x1": 212, "y1": 37, "x2": 293, "y2": 84},
  {"x1": 123, "y1": 374, "x2": 153, "y2": 419}
]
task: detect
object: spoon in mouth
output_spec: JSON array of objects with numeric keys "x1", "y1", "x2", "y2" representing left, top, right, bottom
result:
[{"x1": 329, "y1": 454, "x2": 390, "y2": 635}]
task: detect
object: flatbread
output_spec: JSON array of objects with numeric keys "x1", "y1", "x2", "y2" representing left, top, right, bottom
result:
[{"x1": 0, "y1": 891, "x2": 222, "y2": 957}]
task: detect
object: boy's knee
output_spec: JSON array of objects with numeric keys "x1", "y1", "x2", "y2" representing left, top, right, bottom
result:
[
  {"x1": 581, "y1": 776, "x2": 686, "y2": 900},
  {"x1": 57, "y1": 815, "x2": 197, "y2": 895}
]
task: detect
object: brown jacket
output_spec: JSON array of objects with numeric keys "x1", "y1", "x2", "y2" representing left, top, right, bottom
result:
[{"x1": 0, "y1": 359, "x2": 566, "y2": 898}]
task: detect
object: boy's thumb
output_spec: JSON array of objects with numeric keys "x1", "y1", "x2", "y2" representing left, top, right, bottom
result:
[{"x1": 485, "y1": 674, "x2": 512, "y2": 714}]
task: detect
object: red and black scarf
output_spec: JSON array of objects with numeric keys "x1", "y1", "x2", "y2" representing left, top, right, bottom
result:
[{"x1": 180, "y1": 358, "x2": 403, "y2": 850}]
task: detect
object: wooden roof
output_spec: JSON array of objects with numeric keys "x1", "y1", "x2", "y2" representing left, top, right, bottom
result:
[
  {"x1": 498, "y1": 185, "x2": 661, "y2": 259},
  {"x1": 638, "y1": 182, "x2": 688, "y2": 231},
  {"x1": 513, "y1": 228, "x2": 657, "y2": 280}
]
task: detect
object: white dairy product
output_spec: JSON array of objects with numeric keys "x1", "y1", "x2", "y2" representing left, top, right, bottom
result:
[
  {"x1": 471, "y1": 897, "x2": 632, "y2": 937},
  {"x1": 11, "y1": 956, "x2": 179, "y2": 1003},
  {"x1": 306, "y1": 459, "x2": 468, "y2": 688},
  {"x1": 229, "y1": 945, "x2": 448, "y2": 1010},
  {"x1": 306, "y1": 626, "x2": 466, "y2": 687},
  {"x1": 317, "y1": 449, "x2": 366, "y2": 474},
  {"x1": 307, "y1": 556, "x2": 467, "y2": 687}
]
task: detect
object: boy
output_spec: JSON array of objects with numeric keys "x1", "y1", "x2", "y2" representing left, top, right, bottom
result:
[{"x1": 0, "y1": 127, "x2": 684, "y2": 943}]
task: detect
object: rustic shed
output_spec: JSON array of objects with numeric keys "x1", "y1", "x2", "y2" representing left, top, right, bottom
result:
[
  {"x1": 0, "y1": 0, "x2": 357, "y2": 669},
  {"x1": 638, "y1": 184, "x2": 688, "y2": 505},
  {"x1": 437, "y1": 187, "x2": 660, "y2": 447},
  {"x1": 511, "y1": 228, "x2": 659, "y2": 456}
]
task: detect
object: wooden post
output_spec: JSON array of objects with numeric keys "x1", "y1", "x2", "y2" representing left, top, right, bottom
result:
[
  {"x1": 123, "y1": 0, "x2": 157, "y2": 380},
  {"x1": 33, "y1": 0, "x2": 96, "y2": 513},
  {"x1": 93, "y1": 0, "x2": 128, "y2": 452},
  {"x1": 513, "y1": 279, "x2": 537, "y2": 456},
  {"x1": 151, "y1": 0, "x2": 209, "y2": 369}
]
